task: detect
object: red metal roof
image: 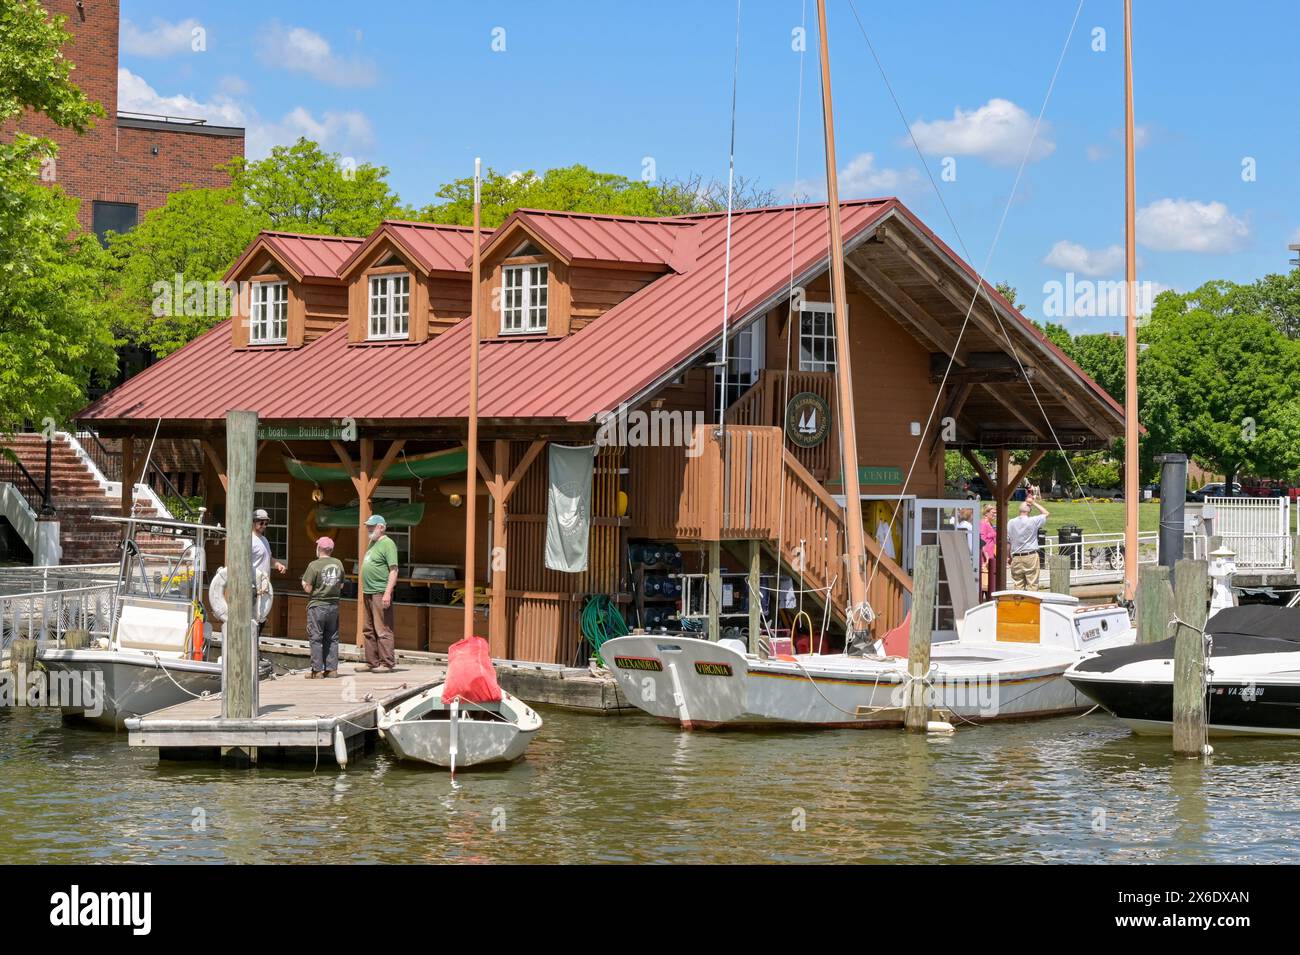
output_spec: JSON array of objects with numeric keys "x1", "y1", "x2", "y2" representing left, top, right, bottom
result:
[
  {"x1": 485, "y1": 209, "x2": 693, "y2": 271},
  {"x1": 339, "y1": 220, "x2": 489, "y2": 277},
  {"x1": 80, "y1": 199, "x2": 1124, "y2": 431},
  {"x1": 225, "y1": 232, "x2": 364, "y2": 282}
]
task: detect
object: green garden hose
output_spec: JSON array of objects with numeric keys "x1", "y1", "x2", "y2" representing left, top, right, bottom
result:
[{"x1": 580, "y1": 594, "x2": 629, "y2": 665}]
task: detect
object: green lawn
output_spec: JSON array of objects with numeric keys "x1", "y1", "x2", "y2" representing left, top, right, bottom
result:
[{"x1": 979, "y1": 500, "x2": 1160, "y2": 536}]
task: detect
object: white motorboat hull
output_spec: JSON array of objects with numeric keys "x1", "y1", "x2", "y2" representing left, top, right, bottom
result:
[
  {"x1": 602, "y1": 592, "x2": 1135, "y2": 730},
  {"x1": 601, "y1": 634, "x2": 1091, "y2": 729},
  {"x1": 379, "y1": 684, "x2": 542, "y2": 767},
  {"x1": 37, "y1": 648, "x2": 223, "y2": 729}
]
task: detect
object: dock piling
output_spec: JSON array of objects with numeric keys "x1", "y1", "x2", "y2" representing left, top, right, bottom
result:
[
  {"x1": 222, "y1": 410, "x2": 259, "y2": 763},
  {"x1": 1047, "y1": 554, "x2": 1071, "y2": 596},
  {"x1": 1137, "y1": 564, "x2": 1173, "y2": 644},
  {"x1": 904, "y1": 544, "x2": 938, "y2": 732},
  {"x1": 1171, "y1": 558, "x2": 1209, "y2": 757}
]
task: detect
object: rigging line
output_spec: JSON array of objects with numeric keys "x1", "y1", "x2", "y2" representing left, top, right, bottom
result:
[
  {"x1": 842, "y1": 0, "x2": 1093, "y2": 602},
  {"x1": 773, "y1": 0, "x2": 810, "y2": 633},
  {"x1": 846, "y1": 0, "x2": 1101, "y2": 529},
  {"x1": 715, "y1": 0, "x2": 744, "y2": 438}
]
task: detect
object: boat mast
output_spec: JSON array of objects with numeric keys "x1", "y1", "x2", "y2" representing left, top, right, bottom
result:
[
  {"x1": 1123, "y1": 0, "x2": 1138, "y2": 601},
  {"x1": 814, "y1": 0, "x2": 871, "y2": 639},
  {"x1": 464, "y1": 158, "x2": 483, "y2": 641}
]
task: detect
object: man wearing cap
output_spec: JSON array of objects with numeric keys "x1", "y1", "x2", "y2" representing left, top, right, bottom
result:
[
  {"x1": 359, "y1": 513, "x2": 399, "y2": 672},
  {"x1": 251, "y1": 508, "x2": 287, "y2": 579},
  {"x1": 301, "y1": 537, "x2": 344, "y2": 678}
]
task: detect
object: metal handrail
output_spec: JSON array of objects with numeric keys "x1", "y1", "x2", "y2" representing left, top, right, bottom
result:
[
  {"x1": 0, "y1": 449, "x2": 51, "y2": 512},
  {"x1": 74, "y1": 429, "x2": 121, "y2": 482}
]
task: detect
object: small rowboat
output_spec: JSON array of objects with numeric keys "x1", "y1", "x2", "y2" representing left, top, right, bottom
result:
[{"x1": 379, "y1": 685, "x2": 541, "y2": 769}]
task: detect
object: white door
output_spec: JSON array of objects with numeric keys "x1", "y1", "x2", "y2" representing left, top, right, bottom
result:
[{"x1": 911, "y1": 498, "x2": 980, "y2": 642}]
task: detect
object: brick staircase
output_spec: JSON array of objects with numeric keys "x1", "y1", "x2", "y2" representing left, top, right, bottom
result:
[{"x1": 1, "y1": 433, "x2": 184, "y2": 564}]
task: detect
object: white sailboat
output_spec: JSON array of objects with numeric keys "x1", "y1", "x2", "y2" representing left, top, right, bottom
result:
[
  {"x1": 603, "y1": 0, "x2": 1138, "y2": 730},
  {"x1": 376, "y1": 158, "x2": 541, "y2": 771}
]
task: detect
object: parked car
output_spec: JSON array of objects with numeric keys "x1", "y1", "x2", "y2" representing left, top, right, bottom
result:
[{"x1": 1187, "y1": 481, "x2": 1243, "y2": 502}]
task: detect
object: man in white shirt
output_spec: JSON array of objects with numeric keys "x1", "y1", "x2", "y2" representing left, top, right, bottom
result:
[
  {"x1": 251, "y1": 508, "x2": 286, "y2": 578},
  {"x1": 1006, "y1": 491, "x2": 1050, "y2": 590}
]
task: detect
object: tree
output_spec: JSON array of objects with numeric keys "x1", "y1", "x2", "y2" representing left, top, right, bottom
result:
[
  {"x1": 1141, "y1": 282, "x2": 1300, "y2": 484},
  {"x1": 230, "y1": 139, "x2": 413, "y2": 235},
  {"x1": 0, "y1": 0, "x2": 114, "y2": 432},
  {"x1": 102, "y1": 139, "x2": 408, "y2": 355},
  {"x1": 419, "y1": 163, "x2": 776, "y2": 227}
]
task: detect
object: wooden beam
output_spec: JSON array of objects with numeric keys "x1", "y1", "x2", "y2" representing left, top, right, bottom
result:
[
  {"x1": 1006, "y1": 450, "x2": 1047, "y2": 493},
  {"x1": 354, "y1": 438, "x2": 373, "y2": 649},
  {"x1": 930, "y1": 352, "x2": 1034, "y2": 385},
  {"x1": 200, "y1": 439, "x2": 227, "y2": 492},
  {"x1": 845, "y1": 254, "x2": 964, "y2": 360},
  {"x1": 961, "y1": 449, "x2": 994, "y2": 494},
  {"x1": 328, "y1": 440, "x2": 358, "y2": 484},
  {"x1": 366, "y1": 439, "x2": 406, "y2": 496},
  {"x1": 502, "y1": 439, "x2": 546, "y2": 502},
  {"x1": 979, "y1": 383, "x2": 1046, "y2": 438}
]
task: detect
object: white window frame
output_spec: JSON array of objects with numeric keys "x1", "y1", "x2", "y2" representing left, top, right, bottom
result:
[
  {"x1": 500, "y1": 263, "x2": 549, "y2": 334},
  {"x1": 714, "y1": 315, "x2": 766, "y2": 410},
  {"x1": 249, "y1": 281, "x2": 288, "y2": 345},
  {"x1": 797, "y1": 302, "x2": 838, "y2": 373},
  {"x1": 368, "y1": 272, "x2": 411, "y2": 341},
  {"x1": 253, "y1": 482, "x2": 289, "y2": 564},
  {"x1": 371, "y1": 486, "x2": 412, "y2": 567}
]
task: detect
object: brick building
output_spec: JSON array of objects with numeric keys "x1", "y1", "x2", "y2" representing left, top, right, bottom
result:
[{"x1": 11, "y1": 0, "x2": 244, "y2": 239}]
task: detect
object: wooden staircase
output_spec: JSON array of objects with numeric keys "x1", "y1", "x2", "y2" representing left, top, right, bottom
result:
[{"x1": 628, "y1": 424, "x2": 912, "y2": 635}]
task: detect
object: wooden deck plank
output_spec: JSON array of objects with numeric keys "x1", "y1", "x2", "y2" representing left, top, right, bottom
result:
[{"x1": 126, "y1": 664, "x2": 446, "y2": 754}]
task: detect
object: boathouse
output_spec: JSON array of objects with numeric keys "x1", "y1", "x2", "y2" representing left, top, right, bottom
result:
[{"x1": 76, "y1": 199, "x2": 1125, "y2": 664}]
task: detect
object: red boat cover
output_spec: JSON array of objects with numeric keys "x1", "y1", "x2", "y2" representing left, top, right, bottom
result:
[
  {"x1": 882, "y1": 612, "x2": 911, "y2": 658},
  {"x1": 441, "y1": 636, "x2": 503, "y2": 704}
]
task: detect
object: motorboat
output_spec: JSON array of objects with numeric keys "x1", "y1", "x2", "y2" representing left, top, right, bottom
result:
[
  {"x1": 602, "y1": 591, "x2": 1134, "y2": 729},
  {"x1": 1065, "y1": 604, "x2": 1300, "y2": 737},
  {"x1": 38, "y1": 515, "x2": 270, "y2": 728}
]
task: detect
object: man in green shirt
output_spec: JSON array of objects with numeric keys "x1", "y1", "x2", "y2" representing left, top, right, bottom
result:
[
  {"x1": 301, "y1": 536, "x2": 344, "y2": 678},
  {"x1": 358, "y1": 513, "x2": 399, "y2": 672}
]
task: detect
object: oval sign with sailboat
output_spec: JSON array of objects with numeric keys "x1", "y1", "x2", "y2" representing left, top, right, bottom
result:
[{"x1": 785, "y1": 391, "x2": 831, "y2": 448}]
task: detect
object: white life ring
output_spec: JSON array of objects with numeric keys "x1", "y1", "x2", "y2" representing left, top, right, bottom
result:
[{"x1": 208, "y1": 566, "x2": 274, "y2": 624}]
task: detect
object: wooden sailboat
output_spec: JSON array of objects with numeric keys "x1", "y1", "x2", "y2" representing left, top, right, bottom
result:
[
  {"x1": 601, "y1": 0, "x2": 1139, "y2": 729},
  {"x1": 378, "y1": 159, "x2": 542, "y2": 770}
]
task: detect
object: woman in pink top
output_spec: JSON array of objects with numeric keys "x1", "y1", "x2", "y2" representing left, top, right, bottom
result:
[{"x1": 979, "y1": 504, "x2": 997, "y2": 599}]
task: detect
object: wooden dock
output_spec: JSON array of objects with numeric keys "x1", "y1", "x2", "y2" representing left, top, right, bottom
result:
[{"x1": 126, "y1": 664, "x2": 445, "y2": 768}]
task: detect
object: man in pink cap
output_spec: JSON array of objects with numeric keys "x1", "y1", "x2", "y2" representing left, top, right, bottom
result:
[{"x1": 301, "y1": 536, "x2": 344, "y2": 678}]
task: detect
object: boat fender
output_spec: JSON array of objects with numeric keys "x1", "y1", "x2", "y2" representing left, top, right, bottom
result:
[
  {"x1": 208, "y1": 566, "x2": 275, "y2": 624},
  {"x1": 718, "y1": 638, "x2": 747, "y2": 656},
  {"x1": 926, "y1": 720, "x2": 955, "y2": 734}
]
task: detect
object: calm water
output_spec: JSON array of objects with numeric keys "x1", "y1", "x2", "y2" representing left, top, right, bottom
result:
[{"x1": 2, "y1": 705, "x2": 1298, "y2": 863}]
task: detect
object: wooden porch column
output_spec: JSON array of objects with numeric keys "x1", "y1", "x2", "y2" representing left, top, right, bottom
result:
[
  {"x1": 707, "y1": 540, "x2": 722, "y2": 641},
  {"x1": 995, "y1": 449, "x2": 1010, "y2": 592},
  {"x1": 747, "y1": 539, "x2": 762, "y2": 654},
  {"x1": 120, "y1": 436, "x2": 135, "y2": 516},
  {"x1": 477, "y1": 439, "x2": 546, "y2": 659},
  {"x1": 331, "y1": 437, "x2": 405, "y2": 649}
]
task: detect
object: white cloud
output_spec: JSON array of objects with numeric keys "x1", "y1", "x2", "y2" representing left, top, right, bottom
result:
[
  {"x1": 790, "y1": 153, "x2": 918, "y2": 200},
  {"x1": 1136, "y1": 198, "x2": 1250, "y2": 253},
  {"x1": 118, "y1": 69, "x2": 374, "y2": 159},
  {"x1": 909, "y1": 98, "x2": 1054, "y2": 165},
  {"x1": 1043, "y1": 240, "x2": 1126, "y2": 277},
  {"x1": 117, "y1": 68, "x2": 245, "y2": 126},
  {"x1": 256, "y1": 23, "x2": 376, "y2": 87},
  {"x1": 121, "y1": 18, "x2": 203, "y2": 57}
]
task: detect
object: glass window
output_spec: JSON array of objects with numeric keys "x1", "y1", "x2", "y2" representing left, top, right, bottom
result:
[
  {"x1": 368, "y1": 273, "x2": 410, "y2": 340},
  {"x1": 500, "y1": 264, "x2": 548, "y2": 334},
  {"x1": 798, "y1": 304, "x2": 837, "y2": 372},
  {"x1": 250, "y1": 281, "x2": 288, "y2": 344},
  {"x1": 714, "y1": 315, "x2": 765, "y2": 410},
  {"x1": 253, "y1": 484, "x2": 289, "y2": 563},
  {"x1": 91, "y1": 201, "x2": 138, "y2": 246}
]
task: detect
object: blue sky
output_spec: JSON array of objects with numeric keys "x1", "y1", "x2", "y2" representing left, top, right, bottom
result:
[{"x1": 117, "y1": 0, "x2": 1299, "y2": 334}]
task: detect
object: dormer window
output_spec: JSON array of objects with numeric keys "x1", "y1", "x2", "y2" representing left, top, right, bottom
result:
[
  {"x1": 501, "y1": 263, "x2": 548, "y2": 334},
  {"x1": 250, "y1": 281, "x2": 288, "y2": 344},
  {"x1": 368, "y1": 273, "x2": 410, "y2": 340}
]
